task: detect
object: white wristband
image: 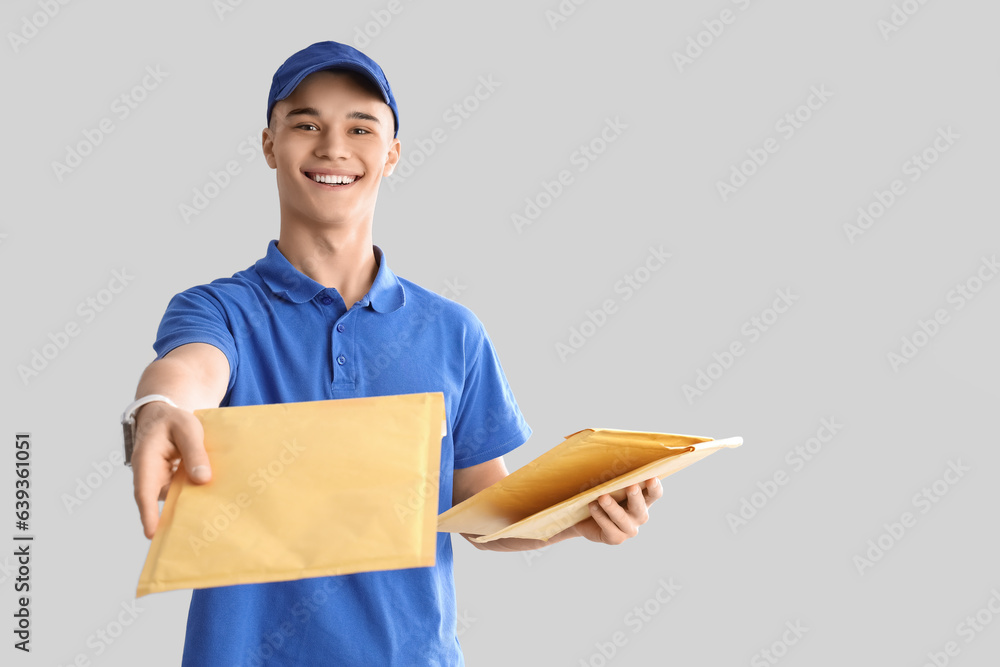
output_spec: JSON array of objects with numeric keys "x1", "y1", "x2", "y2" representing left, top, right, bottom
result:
[{"x1": 121, "y1": 395, "x2": 179, "y2": 466}]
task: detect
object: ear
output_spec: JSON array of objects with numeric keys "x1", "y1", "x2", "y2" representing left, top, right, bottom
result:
[
  {"x1": 382, "y1": 137, "x2": 401, "y2": 177},
  {"x1": 262, "y1": 127, "x2": 277, "y2": 170}
]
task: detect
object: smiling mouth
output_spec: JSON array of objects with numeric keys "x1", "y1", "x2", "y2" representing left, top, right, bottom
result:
[{"x1": 304, "y1": 172, "x2": 361, "y2": 187}]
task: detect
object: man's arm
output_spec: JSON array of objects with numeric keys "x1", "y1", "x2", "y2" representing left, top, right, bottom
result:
[
  {"x1": 452, "y1": 457, "x2": 664, "y2": 552},
  {"x1": 131, "y1": 342, "x2": 230, "y2": 538}
]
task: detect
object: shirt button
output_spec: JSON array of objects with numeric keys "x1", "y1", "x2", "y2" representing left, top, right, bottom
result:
[
  {"x1": 337, "y1": 355, "x2": 346, "y2": 365},
  {"x1": 336, "y1": 323, "x2": 345, "y2": 333},
  {"x1": 321, "y1": 296, "x2": 333, "y2": 305}
]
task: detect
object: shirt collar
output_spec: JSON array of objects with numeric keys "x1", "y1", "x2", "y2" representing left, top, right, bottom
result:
[{"x1": 254, "y1": 239, "x2": 405, "y2": 313}]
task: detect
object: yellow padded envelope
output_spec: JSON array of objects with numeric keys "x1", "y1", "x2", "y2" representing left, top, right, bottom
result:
[
  {"x1": 136, "y1": 392, "x2": 446, "y2": 598},
  {"x1": 437, "y1": 429, "x2": 742, "y2": 543}
]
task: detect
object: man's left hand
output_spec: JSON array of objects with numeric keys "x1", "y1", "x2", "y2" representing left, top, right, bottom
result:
[{"x1": 574, "y1": 477, "x2": 663, "y2": 545}]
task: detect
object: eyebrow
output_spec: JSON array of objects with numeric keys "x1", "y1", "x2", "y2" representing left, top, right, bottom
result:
[{"x1": 284, "y1": 107, "x2": 381, "y2": 125}]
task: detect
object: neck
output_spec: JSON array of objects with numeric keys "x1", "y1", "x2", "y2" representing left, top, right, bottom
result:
[{"x1": 276, "y1": 223, "x2": 378, "y2": 309}]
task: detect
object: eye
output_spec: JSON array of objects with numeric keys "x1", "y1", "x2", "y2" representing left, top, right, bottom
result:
[
  {"x1": 296, "y1": 123, "x2": 318, "y2": 131},
  {"x1": 351, "y1": 128, "x2": 371, "y2": 135}
]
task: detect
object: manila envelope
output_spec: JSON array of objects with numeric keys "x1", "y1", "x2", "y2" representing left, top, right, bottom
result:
[
  {"x1": 437, "y1": 429, "x2": 742, "y2": 543},
  {"x1": 136, "y1": 392, "x2": 446, "y2": 598}
]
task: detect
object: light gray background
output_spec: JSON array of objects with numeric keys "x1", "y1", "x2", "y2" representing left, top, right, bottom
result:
[{"x1": 3, "y1": 1, "x2": 998, "y2": 665}]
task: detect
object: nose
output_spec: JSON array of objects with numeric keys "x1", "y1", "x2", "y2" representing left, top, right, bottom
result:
[{"x1": 315, "y1": 127, "x2": 351, "y2": 159}]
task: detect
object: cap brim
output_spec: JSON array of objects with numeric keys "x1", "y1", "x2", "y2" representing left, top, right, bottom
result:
[{"x1": 270, "y1": 61, "x2": 395, "y2": 133}]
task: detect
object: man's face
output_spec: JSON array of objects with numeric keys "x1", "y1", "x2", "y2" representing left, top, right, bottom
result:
[{"x1": 263, "y1": 70, "x2": 400, "y2": 230}]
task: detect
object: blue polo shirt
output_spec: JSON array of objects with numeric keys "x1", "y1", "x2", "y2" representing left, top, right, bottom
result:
[{"x1": 152, "y1": 240, "x2": 532, "y2": 666}]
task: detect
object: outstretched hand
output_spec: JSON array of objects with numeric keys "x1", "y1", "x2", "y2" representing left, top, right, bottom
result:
[{"x1": 574, "y1": 477, "x2": 663, "y2": 545}]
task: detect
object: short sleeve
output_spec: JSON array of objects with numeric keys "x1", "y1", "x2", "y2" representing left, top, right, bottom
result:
[
  {"x1": 153, "y1": 287, "x2": 239, "y2": 394},
  {"x1": 452, "y1": 321, "x2": 531, "y2": 469}
]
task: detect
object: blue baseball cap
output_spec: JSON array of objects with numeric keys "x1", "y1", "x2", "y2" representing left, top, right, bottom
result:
[{"x1": 267, "y1": 40, "x2": 399, "y2": 137}]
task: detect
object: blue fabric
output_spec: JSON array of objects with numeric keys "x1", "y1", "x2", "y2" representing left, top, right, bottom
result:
[{"x1": 153, "y1": 240, "x2": 531, "y2": 666}]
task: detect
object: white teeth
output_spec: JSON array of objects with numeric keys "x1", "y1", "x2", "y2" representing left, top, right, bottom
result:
[{"x1": 310, "y1": 173, "x2": 357, "y2": 184}]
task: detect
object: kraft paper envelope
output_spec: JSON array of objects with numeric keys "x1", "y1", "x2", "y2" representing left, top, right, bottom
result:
[
  {"x1": 437, "y1": 429, "x2": 742, "y2": 543},
  {"x1": 137, "y1": 392, "x2": 446, "y2": 598}
]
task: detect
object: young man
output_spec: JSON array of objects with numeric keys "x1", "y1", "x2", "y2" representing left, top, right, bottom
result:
[{"x1": 125, "y1": 40, "x2": 662, "y2": 665}]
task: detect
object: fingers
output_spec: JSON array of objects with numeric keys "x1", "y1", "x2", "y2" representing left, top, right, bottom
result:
[
  {"x1": 590, "y1": 489, "x2": 640, "y2": 544},
  {"x1": 131, "y1": 405, "x2": 211, "y2": 539},
  {"x1": 133, "y1": 451, "x2": 169, "y2": 539},
  {"x1": 625, "y1": 483, "x2": 651, "y2": 526},
  {"x1": 644, "y1": 477, "x2": 663, "y2": 506},
  {"x1": 168, "y1": 412, "x2": 212, "y2": 484},
  {"x1": 588, "y1": 482, "x2": 659, "y2": 545},
  {"x1": 588, "y1": 498, "x2": 625, "y2": 545}
]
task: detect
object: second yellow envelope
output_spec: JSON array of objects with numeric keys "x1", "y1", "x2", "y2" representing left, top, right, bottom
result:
[{"x1": 437, "y1": 429, "x2": 742, "y2": 542}]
